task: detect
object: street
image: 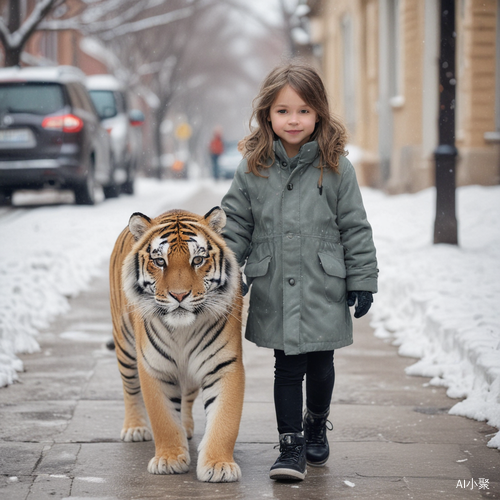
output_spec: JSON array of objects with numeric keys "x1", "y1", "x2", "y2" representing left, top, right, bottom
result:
[{"x1": 0, "y1": 182, "x2": 499, "y2": 499}]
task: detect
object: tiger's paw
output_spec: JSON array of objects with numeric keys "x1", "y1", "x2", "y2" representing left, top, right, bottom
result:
[
  {"x1": 197, "y1": 460, "x2": 241, "y2": 483},
  {"x1": 121, "y1": 426, "x2": 152, "y2": 442},
  {"x1": 147, "y1": 449, "x2": 190, "y2": 475}
]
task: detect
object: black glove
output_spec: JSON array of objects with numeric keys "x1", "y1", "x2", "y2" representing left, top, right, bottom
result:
[
  {"x1": 240, "y1": 275, "x2": 249, "y2": 297},
  {"x1": 347, "y1": 291, "x2": 373, "y2": 318}
]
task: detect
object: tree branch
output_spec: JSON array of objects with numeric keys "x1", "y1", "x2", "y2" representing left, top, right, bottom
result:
[
  {"x1": 39, "y1": 0, "x2": 149, "y2": 34},
  {"x1": 3, "y1": 0, "x2": 61, "y2": 49},
  {"x1": 218, "y1": 0, "x2": 280, "y2": 31},
  {"x1": 0, "y1": 18, "x2": 10, "y2": 49},
  {"x1": 99, "y1": 5, "x2": 195, "y2": 40}
]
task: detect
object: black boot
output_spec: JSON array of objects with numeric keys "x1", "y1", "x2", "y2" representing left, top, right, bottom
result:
[
  {"x1": 269, "y1": 433, "x2": 307, "y2": 481},
  {"x1": 304, "y1": 408, "x2": 332, "y2": 466}
]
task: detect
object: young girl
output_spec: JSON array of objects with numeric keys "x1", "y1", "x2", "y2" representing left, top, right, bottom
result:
[{"x1": 221, "y1": 62, "x2": 378, "y2": 481}]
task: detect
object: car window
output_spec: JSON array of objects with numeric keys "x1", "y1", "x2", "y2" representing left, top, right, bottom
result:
[
  {"x1": 115, "y1": 91, "x2": 127, "y2": 113},
  {"x1": 75, "y1": 83, "x2": 97, "y2": 115},
  {"x1": 66, "y1": 83, "x2": 86, "y2": 111},
  {"x1": 88, "y1": 90, "x2": 118, "y2": 119},
  {"x1": 0, "y1": 83, "x2": 65, "y2": 115}
]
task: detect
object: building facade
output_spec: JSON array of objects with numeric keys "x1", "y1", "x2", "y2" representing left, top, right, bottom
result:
[{"x1": 308, "y1": 0, "x2": 500, "y2": 192}]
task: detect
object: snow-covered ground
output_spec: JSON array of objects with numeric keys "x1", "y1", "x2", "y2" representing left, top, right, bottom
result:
[
  {"x1": 0, "y1": 179, "x2": 221, "y2": 384},
  {"x1": 367, "y1": 185, "x2": 500, "y2": 449},
  {"x1": 0, "y1": 178, "x2": 499, "y2": 448}
]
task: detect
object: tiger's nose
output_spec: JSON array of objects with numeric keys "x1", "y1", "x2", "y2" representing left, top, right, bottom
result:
[{"x1": 169, "y1": 291, "x2": 190, "y2": 303}]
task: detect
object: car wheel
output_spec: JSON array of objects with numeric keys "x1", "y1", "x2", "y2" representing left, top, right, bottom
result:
[
  {"x1": 103, "y1": 184, "x2": 120, "y2": 199},
  {"x1": 103, "y1": 153, "x2": 120, "y2": 199},
  {"x1": 74, "y1": 160, "x2": 96, "y2": 205},
  {"x1": 121, "y1": 179, "x2": 134, "y2": 195},
  {"x1": 0, "y1": 190, "x2": 13, "y2": 206}
]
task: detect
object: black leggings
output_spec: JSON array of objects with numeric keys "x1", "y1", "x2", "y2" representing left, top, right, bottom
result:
[{"x1": 273, "y1": 349, "x2": 335, "y2": 434}]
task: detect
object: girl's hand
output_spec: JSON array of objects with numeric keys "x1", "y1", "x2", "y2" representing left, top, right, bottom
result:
[
  {"x1": 347, "y1": 291, "x2": 373, "y2": 318},
  {"x1": 241, "y1": 275, "x2": 249, "y2": 297}
]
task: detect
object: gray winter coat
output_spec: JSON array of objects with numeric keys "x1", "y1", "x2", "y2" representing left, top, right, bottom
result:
[{"x1": 221, "y1": 140, "x2": 378, "y2": 355}]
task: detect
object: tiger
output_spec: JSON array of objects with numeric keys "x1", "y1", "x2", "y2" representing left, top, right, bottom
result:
[{"x1": 109, "y1": 207, "x2": 244, "y2": 483}]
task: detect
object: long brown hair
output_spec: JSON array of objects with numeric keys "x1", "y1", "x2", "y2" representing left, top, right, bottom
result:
[{"x1": 240, "y1": 62, "x2": 348, "y2": 182}]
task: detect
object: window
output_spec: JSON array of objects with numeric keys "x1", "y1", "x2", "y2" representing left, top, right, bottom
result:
[
  {"x1": 115, "y1": 91, "x2": 128, "y2": 113},
  {"x1": 41, "y1": 31, "x2": 58, "y2": 63},
  {"x1": 388, "y1": 0, "x2": 404, "y2": 106},
  {"x1": 496, "y1": 0, "x2": 500, "y2": 132},
  {"x1": 0, "y1": 83, "x2": 65, "y2": 115},
  {"x1": 485, "y1": 0, "x2": 500, "y2": 142},
  {"x1": 66, "y1": 83, "x2": 85, "y2": 111},
  {"x1": 341, "y1": 14, "x2": 356, "y2": 133},
  {"x1": 89, "y1": 90, "x2": 118, "y2": 119},
  {"x1": 74, "y1": 83, "x2": 96, "y2": 114}
]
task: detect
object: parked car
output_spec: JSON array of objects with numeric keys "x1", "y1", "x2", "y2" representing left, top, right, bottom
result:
[
  {"x1": 217, "y1": 141, "x2": 242, "y2": 179},
  {"x1": 86, "y1": 74, "x2": 144, "y2": 195},
  {"x1": 0, "y1": 65, "x2": 114, "y2": 205}
]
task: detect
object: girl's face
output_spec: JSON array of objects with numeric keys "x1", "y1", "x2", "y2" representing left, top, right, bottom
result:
[{"x1": 268, "y1": 84, "x2": 318, "y2": 158}]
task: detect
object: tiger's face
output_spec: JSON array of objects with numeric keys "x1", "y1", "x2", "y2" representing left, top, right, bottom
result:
[{"x1": 122, "y1": 207, "x2": 238, "y2": 328}]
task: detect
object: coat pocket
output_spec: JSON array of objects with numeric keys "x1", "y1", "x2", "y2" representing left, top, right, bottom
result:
[
  {"x1": 244, "y1": 255, "x2": 272, "y2": 285},
  {"x1": 318, "y1": 252, "x2": 346, "y2": 303}
]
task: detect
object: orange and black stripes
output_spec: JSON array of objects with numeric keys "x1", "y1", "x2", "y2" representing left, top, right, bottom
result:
[{"x1": 108, "y1": 208, "x2": 244, "y2": 479}]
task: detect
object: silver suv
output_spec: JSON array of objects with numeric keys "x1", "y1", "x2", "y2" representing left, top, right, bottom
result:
[
  {"x1": 86, "y1": 75, "x2": 144, "y2": 195},
  {"x1": 0, "y1": 65, "x2": 113, "y2": 205}
]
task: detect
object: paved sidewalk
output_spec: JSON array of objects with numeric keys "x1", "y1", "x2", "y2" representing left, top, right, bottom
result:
[{"x1": 0, "y1": 267, "x2": 499, "y2": 500}]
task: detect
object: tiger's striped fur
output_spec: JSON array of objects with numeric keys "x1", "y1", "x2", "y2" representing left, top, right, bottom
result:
[{"x1": 109, "y1": 207, "x2": 244, "y2": 483}]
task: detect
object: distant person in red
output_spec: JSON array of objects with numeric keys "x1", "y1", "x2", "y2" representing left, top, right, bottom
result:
[{"x1": 209, "y1": 128, "x2": 224, "y2": 180}]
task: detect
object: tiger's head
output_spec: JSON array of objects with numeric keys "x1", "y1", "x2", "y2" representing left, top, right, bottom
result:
[{"x1": 122, "y1": 207, "x2": 239, "y2": 328}]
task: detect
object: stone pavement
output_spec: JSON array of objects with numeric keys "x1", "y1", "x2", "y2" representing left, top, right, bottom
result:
[{"x1": 0, "y1": 267, "x2": 499, "y2": 500}]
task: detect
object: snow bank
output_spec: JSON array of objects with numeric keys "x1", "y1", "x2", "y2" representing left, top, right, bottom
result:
[
  {"x1": 0, "y1": 179, "x2": 205, "y2": 387},
  {"x1": 366, "y1": 185, "x2": 500, "y2": 449}
]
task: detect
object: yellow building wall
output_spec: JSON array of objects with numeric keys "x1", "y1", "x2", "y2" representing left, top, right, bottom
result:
[
  {"x1": 456, "y1": 0, "x2": 499, "y2": 185},
  {"x1": 320, "y1": 0, "x2": 382, "y2": 187},
  {"x1": 387, "y1": 0, "x2": 436, "y2": 193},
  {"x1": 313, "y1": 0, "x2": 499, "y2": 191}
]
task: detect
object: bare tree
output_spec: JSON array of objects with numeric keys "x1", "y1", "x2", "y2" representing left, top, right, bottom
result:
[
  {"x1": 0, "y1": 0, "x2": 195, "y2": 67},
  {"x1": 87, "y1": 0, "x2": 281, "y2": 177},
  {"x1": 0, "y1": 0, "x2": 61, "y2": 66},
  {"x1": 225, "y1": 0, "x2": 310, "y2": 58},
  {"x1": 89, "y1": 0, "x2": 216, "y2": 176}
]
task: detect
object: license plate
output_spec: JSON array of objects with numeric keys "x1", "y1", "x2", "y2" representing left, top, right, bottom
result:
[{"x1": 0, "y1": 128, "x2": 35, "y2": 148}]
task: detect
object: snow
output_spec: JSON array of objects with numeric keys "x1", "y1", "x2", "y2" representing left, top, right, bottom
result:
[
  {"x1": 0, "y1": 179, "x2": 202, "y2": 386},
  {"x1": 367, "y1": 185, "x2": 500, "y2": 449},
  {"x1": 0, "y1": 178, "x2": 499, "y2": 449}
]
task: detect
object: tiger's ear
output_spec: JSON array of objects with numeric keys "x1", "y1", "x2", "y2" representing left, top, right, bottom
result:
[
  {"x1": 129, "y1": 212, "x2": 152, "y2": 241},
  {"x1": 204, "y1": 206, "x2": 226, "y2": 234}
]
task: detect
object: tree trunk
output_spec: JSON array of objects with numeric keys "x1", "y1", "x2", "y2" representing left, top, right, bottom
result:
[
  {"x1": 4, "y1": 47, "x2": 22, "y2": 67},
  {"x1": 4, "y1": 0, "x2": 22, "y2": 66},
  {"x1": 8, "y1": 0, "x2": 21, "y2": 33},
  {"x1": 153, "y1": 108, "x2": 163, "y2": 179}
]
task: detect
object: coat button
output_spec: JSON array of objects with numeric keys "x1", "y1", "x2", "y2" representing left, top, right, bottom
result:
[
  {"x1": 287, "y1": 183, "x2": 293, "y2": 190},
  {"x1": 289, "y1": 278, "x2": 295, "y2": 286},
  {"x1": 281, "y1": 161, "x2": 287, "y2": 168}
]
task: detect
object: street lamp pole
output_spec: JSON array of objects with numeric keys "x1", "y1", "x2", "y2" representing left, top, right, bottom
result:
[{"x1": 434, "y1": 0, "x2": 458, "y2": 245}]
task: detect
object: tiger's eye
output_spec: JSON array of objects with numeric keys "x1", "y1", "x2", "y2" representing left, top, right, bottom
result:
[
  {"x1": 153, "y1": 258, "x2": 166, "y2": 267},
  {"x1": 192, "y1": 256, "x2": 204, "y2": 266}
]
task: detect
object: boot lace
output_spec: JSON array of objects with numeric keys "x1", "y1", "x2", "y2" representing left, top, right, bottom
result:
[
  {"x1": 275, "y1": 444, "x2": 302, "y2": 463},
  {"x1": 306, "y1": 417, "x2": 333, "y2": 444}
]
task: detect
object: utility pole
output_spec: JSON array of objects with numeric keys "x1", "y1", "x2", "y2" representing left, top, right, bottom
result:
[{"x1": 433, "y1": 0, "x2": 458, "y2": 245}]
